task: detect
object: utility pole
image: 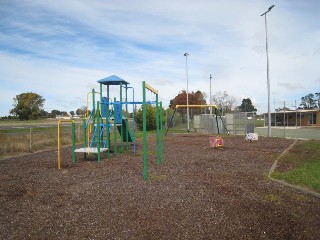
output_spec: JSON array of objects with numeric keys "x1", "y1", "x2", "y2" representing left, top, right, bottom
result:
[
  {"x1": 210, "y1": 74, "x2": 212, "y2": 114},
  {"x1": 261, "y1": 5, "x2": 275, "y2": 137}
]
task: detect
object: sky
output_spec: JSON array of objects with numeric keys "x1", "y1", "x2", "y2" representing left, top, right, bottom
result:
[{"x1": 1, "y1": 0, "x2": 319, "y2": 117}]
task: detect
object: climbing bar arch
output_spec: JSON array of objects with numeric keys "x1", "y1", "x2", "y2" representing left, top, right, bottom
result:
[
  {"x1": 142, "y1": 81, "x2": 164, "y2": 180},
  {"x1": 144, "y1": 82, "x2": 158, "y2": 94}
]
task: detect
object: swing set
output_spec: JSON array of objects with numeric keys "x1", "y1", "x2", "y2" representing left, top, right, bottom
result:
[{"x1": 165, "y1": 104, "x2": 229, "y2": 136}]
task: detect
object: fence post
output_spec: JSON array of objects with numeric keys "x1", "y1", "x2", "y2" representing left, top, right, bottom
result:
[
  {"x1": 284, "y1": 101, "x2": 286, "y2": 138},
  {"x1": 29, "y1": 128, "x2": 32, "y2": 152},
  {"x1": 72, "y1": 122, "x2": 76, "y2": 163}
]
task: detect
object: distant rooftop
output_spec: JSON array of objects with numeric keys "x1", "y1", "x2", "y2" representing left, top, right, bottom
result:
[
  {"x1": 97, "y1": 75, "x2": 129, "y2": 85},
  {"x1": 267, "y1": 108, "x2": 320, "y2": 114}
]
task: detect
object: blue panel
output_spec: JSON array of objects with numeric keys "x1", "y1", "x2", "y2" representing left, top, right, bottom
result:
[
  {"x1": 114, "y1": 102, "x2": 122, "y2": 124},
  {"x1": 101, "y1": 97, "x2": 108, "y2": 117}
]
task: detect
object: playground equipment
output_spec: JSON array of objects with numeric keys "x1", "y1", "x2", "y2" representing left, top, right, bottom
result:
[
  {"x1": 57, "y1": 75, "x2": 164, "y2": 180},
  {"x1": 165, "y1": 104, "x2": 229, "y2": 135},
  {"x1": 210, "y1": 136, "x2": 225, "y2": 148},
  {"x1": 245, "y1": 133, "x2": 259, "y2": 142}
]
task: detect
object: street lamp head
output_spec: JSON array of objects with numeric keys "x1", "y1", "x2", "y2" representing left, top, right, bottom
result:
[
  {"x1": 260, "y1": 5, "x2": 275, "y2": 16},
  {"x1": 184, "y1": 52, "x2": 189, "y2": 56},
  {"x1": 268, "y1": 5, "x2": 275, "y2": 11}
]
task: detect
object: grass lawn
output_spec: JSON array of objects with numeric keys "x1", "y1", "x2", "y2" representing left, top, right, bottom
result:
[{"x1": 272, "y1": 140, "x2": 320, "y2": 193}]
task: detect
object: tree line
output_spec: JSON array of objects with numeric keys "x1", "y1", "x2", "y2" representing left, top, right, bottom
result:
[
  {"x1": 6, "y1": 91, "x2": 320, "y2": 122},
  {"x1": 7, "y1": 92, "x2": 87, "y2": 120}
]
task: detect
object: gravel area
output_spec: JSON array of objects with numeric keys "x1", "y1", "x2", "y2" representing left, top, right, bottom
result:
[{"x1": 1, "y1": 134, "x2": 320, "y2": 239}]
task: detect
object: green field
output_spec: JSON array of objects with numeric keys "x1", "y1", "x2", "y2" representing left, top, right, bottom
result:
[{"x1": 272, "y1": 140, "x2": 320, "y2": 193}]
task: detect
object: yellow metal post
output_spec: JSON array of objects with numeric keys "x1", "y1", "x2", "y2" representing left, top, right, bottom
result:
[{"x1": 57, "y1": 120, "x2": 75, "y2": 169}]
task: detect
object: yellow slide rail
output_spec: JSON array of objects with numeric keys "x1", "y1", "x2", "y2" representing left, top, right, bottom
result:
[{"x1": 86, "y1": 91, "x2": 100, "y2": 118}]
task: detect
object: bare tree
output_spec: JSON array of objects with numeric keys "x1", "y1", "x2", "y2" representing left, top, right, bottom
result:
[
  {"x1": 211, "y1": 91, "x2": 237, "y2": 114},
  {"x1": 300, "y1": 93, "x2": 318, "y2": 109}
]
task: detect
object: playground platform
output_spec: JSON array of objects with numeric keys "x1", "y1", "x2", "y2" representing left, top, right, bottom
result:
[{"x1": 74, "y1": 147, "x2": 108, "y2": 153}]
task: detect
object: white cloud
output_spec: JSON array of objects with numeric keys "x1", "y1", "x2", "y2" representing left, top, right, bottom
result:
[{"x1": 0, "y1": 0, "x2": 319, "y2": 116}]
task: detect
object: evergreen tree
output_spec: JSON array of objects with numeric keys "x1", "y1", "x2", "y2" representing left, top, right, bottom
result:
[
  {"x1": 135, "y1": 105, "x2": 164, "y2": 131},
  {"x1": 238, "y1": 98, "x2": 257, "y2": 112}
]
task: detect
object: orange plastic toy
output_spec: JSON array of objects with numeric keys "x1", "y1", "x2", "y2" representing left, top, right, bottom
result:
[{"x1": 210, "y1": 136, "x2": 224, "y2": 148}]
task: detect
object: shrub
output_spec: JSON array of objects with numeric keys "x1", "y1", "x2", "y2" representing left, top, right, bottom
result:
[{"x1": 135, "y1": 105, "x2": 165, "y2": 131}]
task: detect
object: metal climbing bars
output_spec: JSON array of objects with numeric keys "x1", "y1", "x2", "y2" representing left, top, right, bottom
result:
[{"x1": 142, "y1": 81, "x2": 164, "y2": 180}]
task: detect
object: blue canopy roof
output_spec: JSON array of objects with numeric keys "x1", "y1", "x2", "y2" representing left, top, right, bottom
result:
[{"x1": 97, "y1": 75, "x2": 130, "y2": 85}]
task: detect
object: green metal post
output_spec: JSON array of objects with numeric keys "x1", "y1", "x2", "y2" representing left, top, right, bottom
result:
[
  {"x1": 114, "y1": 97, "x2": 117, "y2": 156},
  {"x1": 97, "y1": 101, "x2": 101, "y2": 164},
  {"x1": 83, "y1": 118, "x2": 87, "y2": 160},
  {"x1": 106, "y1": 96, "x2": 110, "y2": 159},
  {"x1": 99, "y1": 83, "x2": 104, "y2": 146},
  {"x1": 156, "y1": 94, "x2": 160, "y2": 165},
  {"x1": 72, "y1": 122, "x2": 76, "y2": 163},
  {"x1": 142, "y1": 81, "x2": 148, "y2": 180},
  {"x1": 120, "y1": 82, "x2": 124, "y2": 153},
  {"x1": 160, "y1": 101, "x2": 164, "y2": 164},
  {"x1": 100, "y1": 83, "x2": 103, "y2": 105},
  {"x1": 125, "y1": 84, "x2": 129, "y2": 150},
  {"x1": 107, "y1": 85, "x2": 110, "y2": 158}
]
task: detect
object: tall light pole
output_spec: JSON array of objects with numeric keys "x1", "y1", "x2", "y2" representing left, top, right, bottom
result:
[
  {"x1": 261, "y1": 5, "x2": 275, "y2": 137},
  {"x1": 210, "y1": 74, "x2": 212, "y2": 114},
  {"x1": 184, "y1": 52, "x2": 190, "y2": 131}
]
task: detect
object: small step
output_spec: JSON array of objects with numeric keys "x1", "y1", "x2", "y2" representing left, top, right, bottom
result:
[
  {"x1": 94, "y1": 123, "x2": 107, "y2": 127},
  {"x1": 74, "y1": 147, "x2": 108, "y2": 153}
]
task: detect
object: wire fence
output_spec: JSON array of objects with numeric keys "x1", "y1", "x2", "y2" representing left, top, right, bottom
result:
[
  {"x1": 0, "y1": 120, "x2": 140, "y2": 158},
  {"x1": 1, "y1": 101, "x2": 319, "y2": 158},
  {"x1": 165, "y1": 100, "x2": 320, "y2": 140},
  {"x1": 0, "y1": 124, "x2": 84, "y2": 158},
  {"x1": 255, "y1": 99, "x2": 320, "y2": 140}
]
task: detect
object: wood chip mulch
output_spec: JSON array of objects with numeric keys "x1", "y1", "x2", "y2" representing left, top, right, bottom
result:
[{"x1": 1, "y1": 134, "x2": 319, "y2": 239}]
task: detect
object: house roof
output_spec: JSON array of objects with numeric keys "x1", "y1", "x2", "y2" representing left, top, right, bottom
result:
[
  {"x1": 265, "y1": 109, "x2": 320, "y2": 114},
  {"x1": 97, "y1": 75, "x2": 129, "y2": 85}
]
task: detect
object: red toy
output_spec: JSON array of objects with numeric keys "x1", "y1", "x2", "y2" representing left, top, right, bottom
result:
[{"x1": 210, "y1": 136, "x2": 224, "y2": 148}]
